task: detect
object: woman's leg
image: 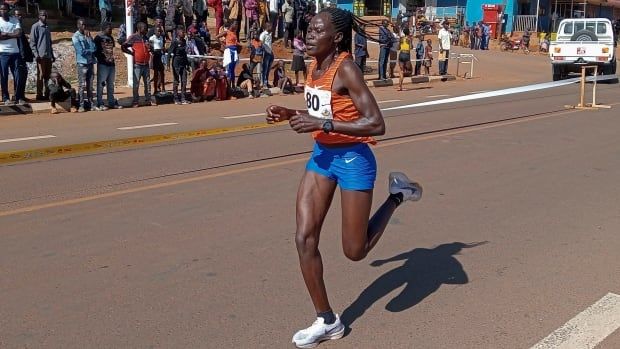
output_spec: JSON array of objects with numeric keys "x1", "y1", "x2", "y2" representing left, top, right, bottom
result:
[
  {"x1": 295, "y1": 71, "x2": 299, "y2": 86},
  {"x1": 152, "y1": 69, "x2": 159, "y2": 94},
  {"x1": 398, "y1": 61, "x2": 404, "y2": 90},
  {"x1": 296, "y1": 170, "x2": 338, "y2": 313},
  {"x1": 339, "y1": 189, "x2": 400, "y2": 261}
]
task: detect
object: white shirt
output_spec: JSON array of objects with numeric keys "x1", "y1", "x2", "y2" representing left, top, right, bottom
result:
[
  {"x1": 0, "y1": 17, "x2": 21, "y2": 54},
  {"x1": 149, "y1": 35, "x2": 164, "y2": 50},
  {"x1": 259, "y1": 30, "x2": 272, "y2": 54},
  {"x1": 269, "y1": 0, "x2": 278, "y2": 12},
  {"x1": 438, "y1": 28, "x2": 451, "y2": 51}
]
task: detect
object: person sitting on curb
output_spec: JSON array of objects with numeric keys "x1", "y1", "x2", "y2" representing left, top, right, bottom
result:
[
  {"x1": 272, "y1": 60, "x2": 293, "y2": 94},
  {"x1": 48, "y1": 71, "x2": 78, "y2": 114},
  {"x1": 237, "y1": 63, "x2": 256, "y2": 98}
]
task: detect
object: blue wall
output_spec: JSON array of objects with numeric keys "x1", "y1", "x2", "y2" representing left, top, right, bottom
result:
[
  {"x1": 465, "y1": 0, "x2": 516, "y2": 31},
  {"x1": 337, "y1": 0, "x2": 354, "y2": 12}
]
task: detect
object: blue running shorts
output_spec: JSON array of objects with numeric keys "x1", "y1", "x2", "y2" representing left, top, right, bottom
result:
[{"x1": 306, "y1": 142, "x2": 377, "y2": 191}]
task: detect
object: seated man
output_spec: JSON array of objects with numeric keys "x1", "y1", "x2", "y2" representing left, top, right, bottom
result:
[
  {"x1": 48, "y1": 71, "x2": 78, "y2": 114},
  {"x1": 236, "y1": 63, "x2": 256, "y2": 98},
  {"x1": 272, "y1": 60, "x2": 294, "y2": 94}
]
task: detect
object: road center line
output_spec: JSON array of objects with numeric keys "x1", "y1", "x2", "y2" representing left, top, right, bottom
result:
[
  {"x1": 222, "y1": 113, "x2": 264, "y2": 120},
  {"x1": 118, "y1": 123, "x2": 178, "y2": 130},
  {"x1": 426, "y1": 94, "x2": 451, "y2": 98},
  {"x1": 0, "y1": 135, "x2": 56, "y2": 144},
  {"x1": 377, "y1": 99, "x2": 401, "y2": 103},
  {"x1": 530, "y1": 292, "x2": 620, "y2": 349}
]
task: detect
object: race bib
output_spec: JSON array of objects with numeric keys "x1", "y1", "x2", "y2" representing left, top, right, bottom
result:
[{"x1": 304, "y1": 85, "x2": 333, "y2": 120}]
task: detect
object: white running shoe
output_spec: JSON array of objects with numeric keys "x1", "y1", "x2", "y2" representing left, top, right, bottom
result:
[
  {"x1": 389, "y1": 172, "x2": 423, "y2": 202},
  {"x1": 292, "y1": 315, "x2": 345, "y2": 348}
]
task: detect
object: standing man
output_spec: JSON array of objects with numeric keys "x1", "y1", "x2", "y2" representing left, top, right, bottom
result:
[
  {"x1": 293, "y1": 0, "x2": 307, "y2": 39},
  {"x1": 94, "y1": 22, "x2": 122, "y2": 110},
  {"x1": 354, "y1": 24, "x2": 367, "y2": 73},
  {"x1": 30, "y1": 10, "x2": 54, "y2": 101},
  {"x1": 99, "y1": 0, "x2": 112, "y2": 25},
  {"x1": 437, "y1": 21, "x2": 451, "y2": 75},
  {"x1": 268, "y1": 0, "x2": 279, "y2": 39},
  {"x1": 122, "y1": 22, "x2": 156, "y2": 107},
  {"x1": 0, "y1": 3, "x2": 23, "y2": 105},
  {"x1": 13, "y1": 8, "x2": 32, "y2": 105},
  {"x1": 259, "y1": 22, "x2": 273, "y2": 87},
  {"x1": 72, "y1": 18, "x2": 96, "y2": 112},
  {"x1": 378, "y1": 19, "x2": 391, "y2": 81},
  {"x1": 281, "y1": 0, "x2": 294, "y2": 48}
]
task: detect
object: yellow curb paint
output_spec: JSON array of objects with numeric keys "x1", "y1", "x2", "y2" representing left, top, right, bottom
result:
[
  {"x1": 0, "y1": 108, "x2": 585, "y2": 217},
  {"x1": 0, "y1": 122, "x2": 279, "y2": 165}
]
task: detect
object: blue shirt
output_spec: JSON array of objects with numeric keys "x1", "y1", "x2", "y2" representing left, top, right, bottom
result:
[
  {"x1": 99, "y1": 0, "x2": 112, "y2": 11},
  {"x1": 354, "y1": 33, "x2": 367, "y2": 57},
  {"x1": 379, "y1": 26, "x2": 391, "y2": 47},
  {"x1": 72, "y1": 31, "x2": 96, "y2": 65}
]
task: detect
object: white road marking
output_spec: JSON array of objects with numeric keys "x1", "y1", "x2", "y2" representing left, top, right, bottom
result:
[
  {"x1": 117, "y1": 123, "x2": 178, "y2": 130},
  {"x1": 222, "y1": 113, "x2": 264, "y2": 119},
  {"x1": 530, "y1": 292, "x2": 620, "y2": 349},
  {"x1": 383, "y1": 75, "x2": 615, "y2": 112},
  {"x1": 0, "y1": 135, "x2": 56, "y2": 144},
  {"x1": 383, "y1": 78, "x2": 580, "y2": 111},
  {"x1": 426, "y1": 94, "x2": 451, "y2": 98},
  {"x1": 469, "y1": 90, "x2": 490, "y2": 94},
  {"x1": 221, "y1": 100, "x2": 401, "y2": 119}
]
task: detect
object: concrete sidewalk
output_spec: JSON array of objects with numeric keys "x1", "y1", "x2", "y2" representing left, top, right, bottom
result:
[{"x1": 1, "y1": 74, "x2": 458, "y2": 116}]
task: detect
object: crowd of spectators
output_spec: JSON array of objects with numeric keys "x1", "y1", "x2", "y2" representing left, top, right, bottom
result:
[{"x1": 1, "y1": 0, "x2": 318, "y2": 114}]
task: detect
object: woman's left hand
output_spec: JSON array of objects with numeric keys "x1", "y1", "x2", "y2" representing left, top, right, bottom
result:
[{"x1": 289, "y1": 112, "x2": 323, "y2": 133}]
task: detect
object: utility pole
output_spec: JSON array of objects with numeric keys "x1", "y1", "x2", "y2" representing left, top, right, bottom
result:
[{"x1": 125, "y1": 0, "x2": 134, "y2": 87}]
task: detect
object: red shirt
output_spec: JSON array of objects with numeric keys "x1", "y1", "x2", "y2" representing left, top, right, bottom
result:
[{"x1": 126, "y1": 34, "x2": 151, "y2": 65}]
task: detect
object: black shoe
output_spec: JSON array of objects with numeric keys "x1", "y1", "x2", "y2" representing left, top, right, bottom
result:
[{"x1": 35, "y1": 95, "x2": 47, "y2": 101}]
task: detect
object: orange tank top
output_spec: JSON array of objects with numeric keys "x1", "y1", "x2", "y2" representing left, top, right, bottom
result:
[{"x1": 305, "y1": 52, "x2": 376, "y2": 145}]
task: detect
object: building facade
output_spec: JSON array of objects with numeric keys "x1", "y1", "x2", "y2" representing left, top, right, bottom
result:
[{"x1": 465, "y1": 0, "x2": 620, "y2": 33}]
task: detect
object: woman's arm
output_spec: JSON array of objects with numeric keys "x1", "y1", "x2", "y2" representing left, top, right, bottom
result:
[{"x1": 328, "y1": 60, "x2": 385, "y2": 137}]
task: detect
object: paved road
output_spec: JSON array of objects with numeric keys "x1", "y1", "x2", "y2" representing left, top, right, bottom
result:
[{"x1": 1, "y1": 57, "x2": 619, "y2": 348}]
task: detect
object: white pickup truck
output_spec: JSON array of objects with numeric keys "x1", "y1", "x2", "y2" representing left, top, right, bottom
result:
[{"x1": 549, "y1": 18, "x2": 617, "y2": 81}]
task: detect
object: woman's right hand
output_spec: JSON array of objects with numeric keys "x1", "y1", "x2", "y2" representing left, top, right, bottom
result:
[{"x1": 266, "y1": 105, "x2": 292, "y2": 124}]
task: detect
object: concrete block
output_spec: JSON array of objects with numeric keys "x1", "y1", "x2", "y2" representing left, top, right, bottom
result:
[
  {"x1": 411, "y1": 76, "x2": 430, "y2": 84},
  {"x1": 369, "y1": 79, "x2": 394, "y2": 87}
]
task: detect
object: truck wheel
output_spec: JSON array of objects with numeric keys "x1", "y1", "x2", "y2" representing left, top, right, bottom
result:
[
  {"x1": 571, "y1": 30, "x2": 598, "y2": 42},
  {"x1": 552, "y1": 65, "x2": 562, "y2": 81}
]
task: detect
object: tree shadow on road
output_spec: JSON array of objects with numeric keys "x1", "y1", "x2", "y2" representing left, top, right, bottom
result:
[{"x1": 340, "y1": 241, "x2": 488, "y2": 335}]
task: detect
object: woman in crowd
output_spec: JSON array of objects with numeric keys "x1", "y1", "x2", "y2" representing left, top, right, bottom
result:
[{"x1": 291, "y1": 30, "x2": 307, "y2": 87}]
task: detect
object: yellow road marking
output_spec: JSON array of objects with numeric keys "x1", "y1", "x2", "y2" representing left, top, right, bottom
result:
[
  {"x1": 0, "y1": 122, "x2": 278, "y2": 165},
  {"x1": 0, "y1": 108, "x2": 584, "y2": 218}
]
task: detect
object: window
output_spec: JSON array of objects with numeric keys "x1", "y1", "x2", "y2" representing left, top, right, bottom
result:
[
  {"x1": 596, "y1": 22, "x2": 607, "y2": 34},
  {"x1": 574, "y1": 22, "x2": 585, "y2": 31},
  {"x1": 563, "y1": 22, "x2": 573, "y2": 34}
]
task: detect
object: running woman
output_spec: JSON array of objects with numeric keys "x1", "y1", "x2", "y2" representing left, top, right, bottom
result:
[{"x1": 265, "y1": 8, "x2": 422, "y2": 349}]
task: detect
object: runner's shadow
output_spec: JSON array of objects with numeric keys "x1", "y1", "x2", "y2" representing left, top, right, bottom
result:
[{"x1": 341, "y1": 241, "x2": 488, "y2": 334}]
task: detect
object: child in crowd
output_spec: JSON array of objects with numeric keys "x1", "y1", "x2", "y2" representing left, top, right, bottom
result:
[
  {"x1": 249, "y1": 33, "x2": 263, "y2": 79},
  {"x1": 216, "y1": 21, "x2": 240, "y2": 87},
  {"x1": 168, "y1": 25, "x2": 191, "y2": 104},
  {"x1": 48, "y1": 71, "x2": 78, "y2": 114},
  {"x1": 149, "y1": 26, "x2": 166, "y2": 95},
  {"x1": 424, "y1": 38, "x2": 433, "y2": 76},
  {"x1": 291, "y1": 31, "x2": 307, "y2": 86}
]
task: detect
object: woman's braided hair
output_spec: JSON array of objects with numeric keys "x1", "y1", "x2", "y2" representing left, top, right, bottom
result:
[{"x1": 319, "y1": 7, "x2": 381, "y2": 53}]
